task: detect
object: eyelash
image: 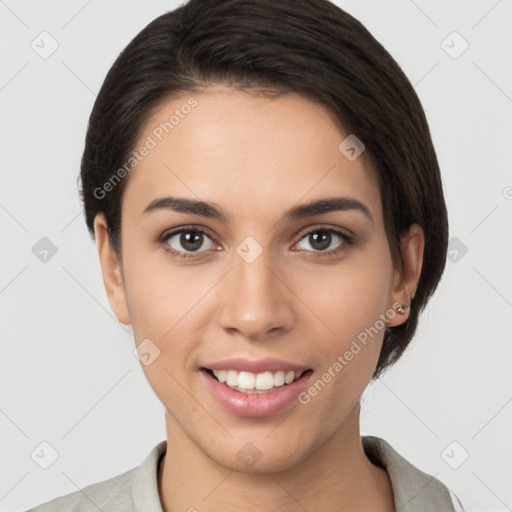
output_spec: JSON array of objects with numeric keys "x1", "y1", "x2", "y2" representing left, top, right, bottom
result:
[{"x1": 157, "y1": 224, "x2": 355, "y2": 260}]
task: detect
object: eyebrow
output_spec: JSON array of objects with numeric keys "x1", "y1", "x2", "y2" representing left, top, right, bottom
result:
[{"x1": 142, "y1": 196, "x2": 374, "y2": 223}]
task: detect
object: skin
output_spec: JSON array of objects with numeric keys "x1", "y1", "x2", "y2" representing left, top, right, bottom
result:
[{"x1": 94, "y1": 85, "x2": 424, "y2": 512}]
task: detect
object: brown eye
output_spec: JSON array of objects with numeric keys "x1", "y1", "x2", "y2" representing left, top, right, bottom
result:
[
  {"x1": 294, "y1": 227, "x2": 355, "y2": 257},
  {"x1": 164, "y1": 228, "x2": 214, "y2": 254},
  {"x1": 308, "y1": 231, "x2": 332, "y2": 251}
]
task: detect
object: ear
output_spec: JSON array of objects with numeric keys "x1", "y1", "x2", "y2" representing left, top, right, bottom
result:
[
  {"x1": 386, "y1": 223, "x2": 425, "y2": 327},
  {"x1": 94, "y1": 213, "x2": 131, "y2": 325}
]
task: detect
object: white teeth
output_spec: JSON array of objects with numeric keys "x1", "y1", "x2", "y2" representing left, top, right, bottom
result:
[
  {"x1": 256, "y1": 372, "x2": 274, "y2": 390},
  {"x1": 238, "y1": 371, "x2": 256, "y2": 389},
  {"x1": 274, "y1": 371, "x2": 285, "y2": 386},
  {"x1": 226, "y1": 370, "x2": 238, "y2": 387},
  {"x1": 284, "y1": 371, "x2": 295, "y2": 384},
  {"x1": 211, "y1": 369, "x2": 305, "y2": 391}
]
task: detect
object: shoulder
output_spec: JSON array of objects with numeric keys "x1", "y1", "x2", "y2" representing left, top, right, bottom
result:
[
  {"x1": 362, "y1": 435, "x2": 465, "y2": 511},
  {"x1": 25, "y1": 467, "x2": 137, "y2": 512},
  {"x1": 25, "y1": 440, "x2": 167, "y2": 512},
  {"x1": 448, "y1": 488, "x2": 465, "y2": 511}
]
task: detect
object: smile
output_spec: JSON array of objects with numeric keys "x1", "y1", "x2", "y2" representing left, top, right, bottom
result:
[
  {"x1": 200, "y1": 367, "x2": 313, "y2": 417},
  {"x1": 207, "y1": 369, "x2": 306, "y2": 393}
]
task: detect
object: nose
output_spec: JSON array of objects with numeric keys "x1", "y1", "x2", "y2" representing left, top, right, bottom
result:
[{"x1": 217, "y1": 245, "x2": 295, "y2": 341}]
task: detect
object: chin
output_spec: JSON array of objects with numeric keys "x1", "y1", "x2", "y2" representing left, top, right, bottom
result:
[
  {"x1": 201, "y1": 433, "x2": 314, "y2": 475},
  {"x1": 221, "y1": 450, "x2": 306, "y2": 475}
]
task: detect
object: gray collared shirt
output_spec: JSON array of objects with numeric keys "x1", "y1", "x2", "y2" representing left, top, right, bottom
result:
[{"x1": 26, "y1": 435, "x2": 464, "y2": 511}]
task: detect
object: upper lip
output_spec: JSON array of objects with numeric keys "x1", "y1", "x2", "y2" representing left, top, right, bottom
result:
[{"x1": 202, "y1": 358, "x2": 311, "y2": 374}]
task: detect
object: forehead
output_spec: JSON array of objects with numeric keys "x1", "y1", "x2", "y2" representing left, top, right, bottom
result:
[{"x1": 122, "y1": 86, "x2": 382, "y2": 225}]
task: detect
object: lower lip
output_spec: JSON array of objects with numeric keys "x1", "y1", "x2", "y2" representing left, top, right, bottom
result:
[{"x1": 200, "y1": 369, "x2": 313, "y2": 418}]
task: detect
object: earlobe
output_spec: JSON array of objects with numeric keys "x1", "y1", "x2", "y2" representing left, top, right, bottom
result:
[
  {"x1": 386, "y1": 223, "x2": 425, "y2": 327},
  {"x1": 93, "y1": 213, "x2": 131, "y2": 325}
]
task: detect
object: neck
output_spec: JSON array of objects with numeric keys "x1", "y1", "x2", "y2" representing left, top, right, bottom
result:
[{"x1": 158, "y1": 403, "x2": 394, "y2": 512}]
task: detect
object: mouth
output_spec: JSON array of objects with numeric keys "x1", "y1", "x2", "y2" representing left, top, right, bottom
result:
[
  {"x1": 199, "y1": 364, "x2": 315, "y2": 417},
  {"x1": 201, "y1": 367, "x2": 313, "y2": 394}
]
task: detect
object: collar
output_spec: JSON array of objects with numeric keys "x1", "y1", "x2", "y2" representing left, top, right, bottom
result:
[{"x1": 362, "y1": 435, "x2": 456, "y2": 511}]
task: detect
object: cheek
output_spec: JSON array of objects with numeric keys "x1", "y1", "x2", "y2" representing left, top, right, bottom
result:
[
  {"x1": 296, "y1": 248, "x2": 393, "y2": 342},
  {"x1": 121, "y1": 245, "x2": 198, "y2": 335},
  {"x1": 122, "y1": 249, "x2": 216, "y2": 380},
  {"x1": 292, "y1": 240, "x2": 394, "y2": 408},
  {"x1": 294, "y1": 257, "x2": 392, "y2": 420}
]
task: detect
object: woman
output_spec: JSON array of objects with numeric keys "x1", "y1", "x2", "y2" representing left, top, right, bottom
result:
[{"x1": 28, "y1": 0, "x2": 464, "y2": 510}]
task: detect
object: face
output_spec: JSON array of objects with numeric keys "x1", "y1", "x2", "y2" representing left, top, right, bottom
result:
[{"x1": 95, "y1": 85, "x2": 421, "y2": 473}]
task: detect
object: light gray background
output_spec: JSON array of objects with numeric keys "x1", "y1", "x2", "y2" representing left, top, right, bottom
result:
[{"x1": 1, "y1": 1, "x2": 511, "y2": 511}]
